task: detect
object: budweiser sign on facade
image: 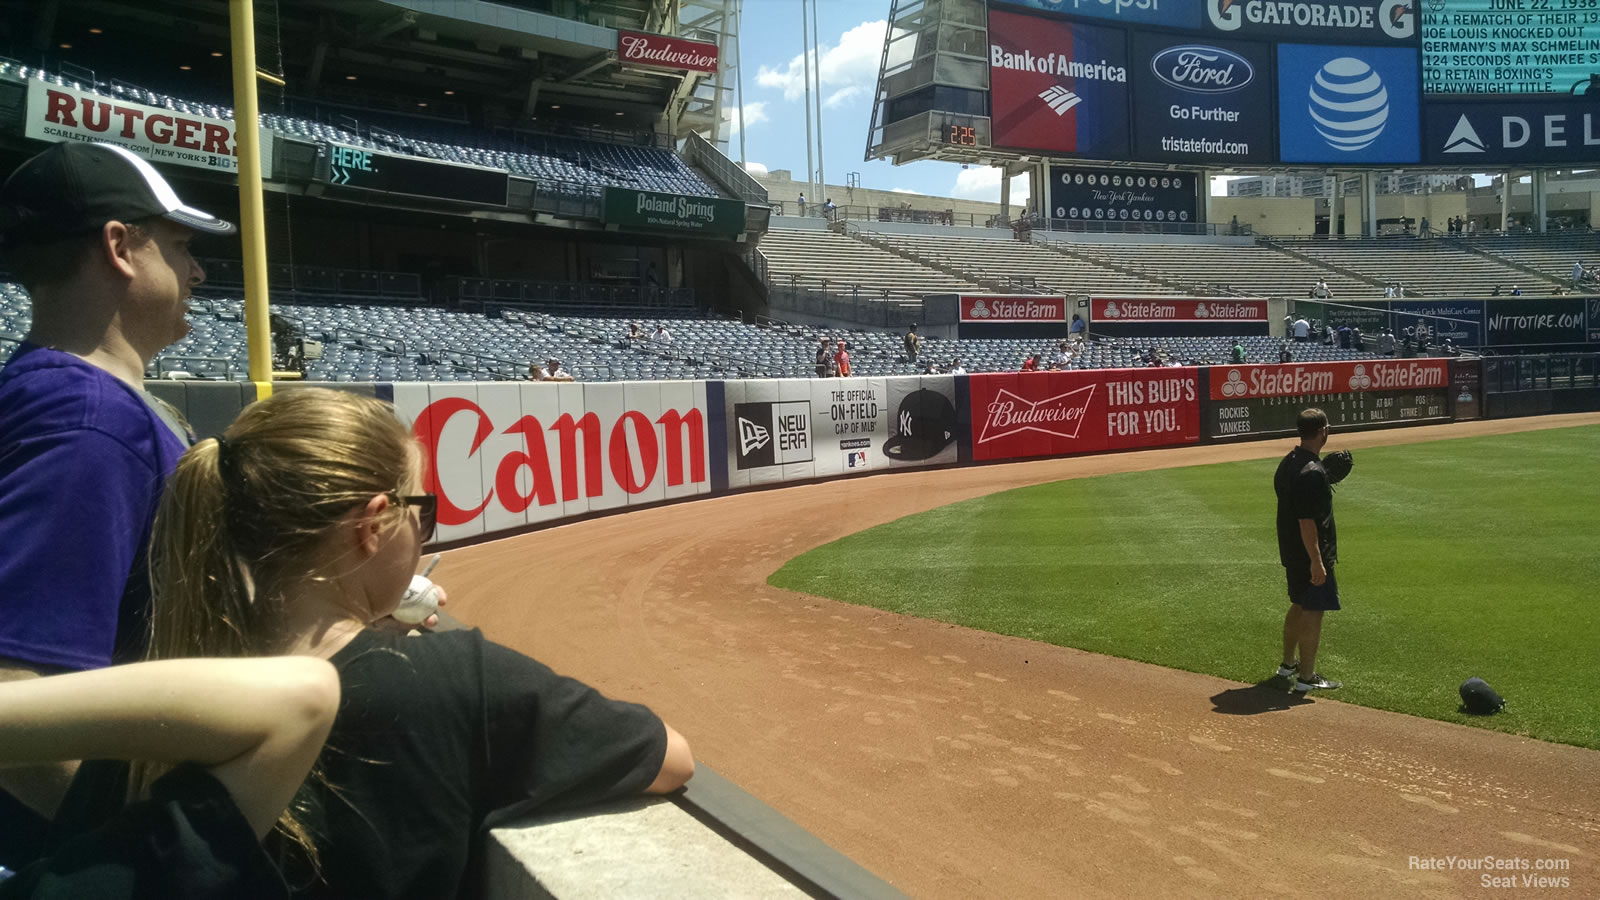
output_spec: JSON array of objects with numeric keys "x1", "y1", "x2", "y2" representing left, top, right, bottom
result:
[
  {"x1": 968, "y1": 371, "x2": 1200, "y2": 461},
  {"x1": 1211, "y1": 360, "x2": 1449, "y2": 401},
  {"x1": 1091, "y1": 297, "x2": 1267, "y2": 322},
  {"x1": 960, "y1": 295, "x2": 1068, "y2": 323},
  {"x1": 617, "y1": 30, "x2": 719, "y2": 73},
  {"x1": 979, "y1": 385, "x2": 1095, "y2": 443}
]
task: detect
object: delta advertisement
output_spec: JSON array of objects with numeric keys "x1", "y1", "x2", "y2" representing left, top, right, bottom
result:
[
  {"x1": 1276, "y1": 44, "x2": 1421, "y2": 164},
  {"x1": 1131, "y1": 34, "x2": 1276, "y2": 164},
  {"x1": 716, "y1": 377, "x2": 959, "y2": 488},
  {"x1": 25, "y1": 80, "x2": 275, "y2": 177},
  {"x1": 968, "y1": 369, "x2": 1201, "y2": 461},
  {"x1": 988, "y1": 10, "x2": 1131, "y2": 157},
  {"x1": 1049, "y1": 166, "x2": 1199, "y2": 225},
  {"x1": 1205, "y1": 0, "x2": 1418, "y2": 44},
  {"x1": 1423, "y1": 100, "x2": 1600, "y2": 166}
]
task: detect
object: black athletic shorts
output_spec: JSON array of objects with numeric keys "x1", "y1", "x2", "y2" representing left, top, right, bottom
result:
[{"x1": 1285, "y1": 564, "x2": 1340, "y2": 611}]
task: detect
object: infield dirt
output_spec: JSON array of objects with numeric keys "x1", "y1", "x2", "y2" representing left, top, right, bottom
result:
[{"x1": 441, "y1": 413, "x2": 1600, "y2": 898}]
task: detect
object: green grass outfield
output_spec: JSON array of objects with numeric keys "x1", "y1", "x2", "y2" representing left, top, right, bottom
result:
[{"x1": 770, "y1": 425, "x2": 1600, "y2": 749}]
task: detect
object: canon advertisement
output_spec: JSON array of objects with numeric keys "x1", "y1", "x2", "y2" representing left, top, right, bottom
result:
[
  {"x1": 1277, "y1": 43, "x2": 1421, "y2": 163},
  {"x1": 1423, "y1": 100, "x2": 1600, "y2": 165},
  {"x1": 1050, "y1": 167, "x2": 1198, "y2": 225},
  {"x1": 1131, "y1": 34, "x2": 1275, "y2": 163},
  {"x1": 1205, "y1": 0, "x2": 1417, "y2": 44},
  {"x1": 989, "y1": 10, "x2": 1131, "y2": 157},
  {"x1": 969, "y1": 370, "x2": 1201, "y2": 461}
]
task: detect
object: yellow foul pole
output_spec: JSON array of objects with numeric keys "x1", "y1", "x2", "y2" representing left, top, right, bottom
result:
[{"x1": 229, "y1": 0, "x2": 273, "y2": 392}]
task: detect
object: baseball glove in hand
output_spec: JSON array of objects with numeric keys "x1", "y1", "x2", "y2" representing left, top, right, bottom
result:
[{"x1": 1323, "y1": 449, "x2": 1354, "y2": 485}]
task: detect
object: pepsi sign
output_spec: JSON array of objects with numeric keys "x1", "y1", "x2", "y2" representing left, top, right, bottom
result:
[
  {"x1": 1133, "y1": 34, "x2": 1275, "y2": 163},
  {"x1": 1277, "y1": 44, "x2": 1420, "y2": 163},
  {"x1": 992, "y1": 0, "x2": 1203, "y2": 29}
]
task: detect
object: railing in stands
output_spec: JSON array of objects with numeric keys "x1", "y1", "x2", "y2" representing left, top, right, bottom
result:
[
  {"x1": 767, "y1": 284, "x2": 923, "y2": 330},
  {"x1": 151, "y1": 356, "x2": 238, "y2": 381},
  {"x1": 450, "y1": 277, "x2": 694, "y2": 310},
  {"x1": 1043, "y1": 218, "x2": 1247, "y2": 237},
  {"x1": 682, "y1": 132, "x2": 768, "y2": 206},
  {"x1": 332, "y1": 326, "x2": 410, "y2": 359},
  {"x1": 431, "y1": 348, "x2": 527, "y2": 381}
]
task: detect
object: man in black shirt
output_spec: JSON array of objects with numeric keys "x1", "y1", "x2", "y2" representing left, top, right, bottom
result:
[
  {"x1": 815, "y1": 337, "x2": 834, "y2": 377},
  {"x1": 1273, "y1": 408, "x2": 1342, "y2": 693}
]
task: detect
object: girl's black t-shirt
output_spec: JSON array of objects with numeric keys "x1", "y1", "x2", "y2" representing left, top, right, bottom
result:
[{"x1": 278, "y1": 627, "x2": 668, "y2": 899}]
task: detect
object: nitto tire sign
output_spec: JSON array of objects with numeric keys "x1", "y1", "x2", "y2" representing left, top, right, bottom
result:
[
  {"x1": 1131, "y1": 34, "x2": 1276, "y2": 164},
  {"x1": 1051, "y1": 167, "x2": 1198, "y2": 224},
  {"x1": 1485, "y1": 298, "x2": 1587, "y2": 346}
]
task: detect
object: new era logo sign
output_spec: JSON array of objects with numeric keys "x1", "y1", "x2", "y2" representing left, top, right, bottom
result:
[
  {"x1": 978, "y1": 385, "x2": 1096, "y2": 444},
  {"x1": 734, "y1": 401, "x2": 813, "y2": 469},
  {"x1": 1038, "y1": 86, "x2": 1083, "y2": 116}
]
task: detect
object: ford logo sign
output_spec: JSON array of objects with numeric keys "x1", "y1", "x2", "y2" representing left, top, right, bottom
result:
[{"x1": 1152, "y1": 45, "x2": 1253, "y2": 94}]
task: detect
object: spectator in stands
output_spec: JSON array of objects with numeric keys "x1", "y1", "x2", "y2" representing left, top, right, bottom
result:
[
  {"x1": 1337, "y1": 324, "x2": 1353, "y2": 350},
  {"x1": 1279, "y1": 342, "x2": 1293, "y2": 364},
  {"x1": 923, "y1": 360, "x2": 942, "y2": 375},
  {"x1": 1311, "y1": 279, "x2": 1332, "y2": 299},
  {"x1": 814, "y1": 338, "x2": 834, "y2": 377},
  {"x1": 1070, "y1": 314, "x2": 1086, "y2": 341},
  {"x1": 1490, "y1": 285, "x2": 1502, "y2": 296},
  {"x1": 796, "y1": 193, "x2": 807, "y2": 217},
  {"x1": 651, "y1": 323, "x2": 673, "y2": 344},
  {"x1": 1420, "y1": 216, "x2": 1431, "y2": 237},
  {"x1": 1442, "y1": 338, "x2": 1460, "y2": 357},
  {"x1": 1323, "y1": 323, "x2": 1335, "y2": 346},
  {"x1": 1400, "y1": 329, "x2": 1415, "y2": 358},
  {"x1": 1384, "y1": 283, "x2": 1397, "y2": 299},
  {"x1": 1292, "y1": 315, "x2": 1311, "y2": 342},
  {"x1": 1230, "y1": 340, "x2": 1246, "y2": 364},
  {"x1": 949, "y1": 358, "x2": 967, "y2": 375},
  {"x1": 138, "y1": 388, "x2": 695, "y2": 899},
  {"x1": 1051, "y1": 342, "x2": 1071, "y2": 368},
  {"x1": 0, "y1": 142, "x2": 235, "y2": 855},
  {"x1": 1350, "y1": 325, "x2": 1363, "y2": 350},
  {"x1": 1511, "y1": 285, "x2": 1523, "y2": 296},
  {"x1": 823, "y1": 198, "x2": 837, "y2": 222},
  {"x1": 543, "y1": 358, "x2": 576, "y2": 382},
  {"x1": 1020, "y1": 354, "x2": 1039, "y2": 372},
  {"x1": 1395, "y1": 281, "x2": 1406, "y2": 298},
  {"x1": 1377, "y1": 327, "x2": 1396, "y2": 357},
  {"x1": 627, "y1": 321, "x2": 644, "y2": 342},
  {"x1": 904, "y1": 323, "x2": 922, "y2": 362},
  {"x1": 1230, "y1": 214, "x2": 1240, "y2": 236},
  {"x1": 834, "y1": 339, "x2": 852, "y2": 377},
  {"x1": 527, "y1": 363, "x2": 546, "y2": 381}
]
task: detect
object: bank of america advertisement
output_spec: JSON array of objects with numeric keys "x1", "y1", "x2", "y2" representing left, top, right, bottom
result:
[
  {"x1": 1276, "y1": 44, "x2": 1420, "y2": 163},
  {"x1": 1131, "y1": 33, "x2": 1275, "y2": 163},
  {"x1": 989, "y1": 10, "x2": 1131, "y2": 158}
]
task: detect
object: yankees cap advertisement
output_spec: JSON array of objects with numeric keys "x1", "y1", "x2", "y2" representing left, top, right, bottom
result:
[
  {"x1": 991, "y1": 0, "x2": 1203, "y2": 29},
  {"x1": 1131, "y1": 33, "x2": 1275, "y2": 164},
  {"x1": 1206, "y1": 0, "x2": 1417, "y2": 44},
  {"x1": 1050, "y1": 166, "x2": 1198, "y2": 225},
  {"x1": 1276, "y1": 44, "x2": 1420, "y2": 163},
  {"x1": 988, "y1": 9, "x2": 1131, "y2": 157},
  {"x1": 882, "y1": 389, "x2": 958, "y2": 462},
  {"x1": 1423, "y1": 99, "x2": 1600, "y2": 165}
]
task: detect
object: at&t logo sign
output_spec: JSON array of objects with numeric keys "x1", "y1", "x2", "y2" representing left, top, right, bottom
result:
[{"x1": 1309, "y1": 57, "x2": 1389, "y2": 152}]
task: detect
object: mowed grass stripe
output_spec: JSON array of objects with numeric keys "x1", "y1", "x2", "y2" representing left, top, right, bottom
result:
[{"x1": 770, "y1": 425, "x2": 1600, "y2": 749}]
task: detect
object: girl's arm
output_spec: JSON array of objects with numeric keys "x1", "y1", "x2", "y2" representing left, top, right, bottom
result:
[{"x1": 0, "y1": 657, "x2": 340, "y2": 837}]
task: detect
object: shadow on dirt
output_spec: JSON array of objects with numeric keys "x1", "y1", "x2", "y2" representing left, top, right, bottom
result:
[{"x1": 1210, "y1": 680, "x2": 1314, "y2": 715}]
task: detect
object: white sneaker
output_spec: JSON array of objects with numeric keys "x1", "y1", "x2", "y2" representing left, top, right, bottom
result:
[
  {"x1": 1293, "y1": 673, "x2": 1342, "y2": 693},
  {"x1": 1275, "y1": 662, "x2": 1298, "y2": 679}
]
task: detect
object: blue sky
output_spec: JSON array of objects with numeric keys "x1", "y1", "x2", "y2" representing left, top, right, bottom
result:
[{"x1": 731, "y1": 1, "x2": 1036, "y2": 206}]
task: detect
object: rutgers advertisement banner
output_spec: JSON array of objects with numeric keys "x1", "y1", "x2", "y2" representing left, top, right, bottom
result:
[
  {"x1": 393, "y1": 381, "x2": 711, "y2": 543},
  {"x1": 969, "y1": 370, "x2": 1201, "y2": 462},
  {"x1": 26, "y1": 80, "x2": 274, "y2": 177},
  {"x1": 988, "y1": 9, "x2": 1130, "y2": 157}
]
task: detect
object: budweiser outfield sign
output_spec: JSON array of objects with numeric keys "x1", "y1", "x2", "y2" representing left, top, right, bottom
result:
[
  {"x1": 1211, "y1": 360, "x2": 1449, "y2": 400},
  {"x1": 26, "y1": 80, "x2": 273, "y2": 177},
  {"x1": 603, "y1": 188, "x2": 744, "y2": 237},
  {"x1": 960, "y1": 295, "x2": 1068, "y2": 323},
  {"x1": 969, "y1": 369, "x2": 1200, "y2": 461},
  {"x1": 617, "y1": 30, "x2": 719, "y2": 73},
  {"x1": 1091, "y1": 297, "x2": 1267, "y2": 322}
]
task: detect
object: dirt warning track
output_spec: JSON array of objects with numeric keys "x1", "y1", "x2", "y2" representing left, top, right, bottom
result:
[{"x1": 442, "y1": 414, "x2": 1600, "y2": 898}]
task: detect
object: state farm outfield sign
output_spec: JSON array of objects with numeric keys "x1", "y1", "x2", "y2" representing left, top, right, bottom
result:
[
  {"x1": 617, "y1": 30, "x2": 719, "y2": 73},
  {"x1": 603, "y1": 188, "x2": 744, "y2": 237},
  {"x1": 1091, "y1": 297, "x2": 1266, "y2": 322},
  {"x1": 25, "y1": 80, "x2": 273, "y2": 177},
  {"x1": 960, "y1": 295, "x2": 1068, "y2": 323},
  {"x1": 1210, "y1": 359, "x2": 1448, "y2": 400}
]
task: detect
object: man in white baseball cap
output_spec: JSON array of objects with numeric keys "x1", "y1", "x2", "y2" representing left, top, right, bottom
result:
[{"x1": 0, "y1": 141, "x2": 235, "y2": 860}]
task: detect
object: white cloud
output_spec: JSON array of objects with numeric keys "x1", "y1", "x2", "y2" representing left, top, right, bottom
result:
[
  {"x1": 756, "y1": 20, "x2": 887, "y2": 102},
  {"x1": 951, "y1": 167, "x2": 1032, "y2": 206},
  {"x1": 823, "y1": 85, "x2": 865, "y2": 108},
  {"x1": 743, "y1": 161, "x2": 769, "y2": 176},
  {"x1": 725, "y1": 101, "x2": 768, "y2": 136},
  {"x1": 890, "y1": 187, "x2": 918, "y2": 194}
]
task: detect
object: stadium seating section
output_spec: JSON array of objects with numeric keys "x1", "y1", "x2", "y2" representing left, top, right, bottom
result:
[
  {"x1": 1272, "y1": 236, "x2": 1567, "y2": 296},
  {"x1": 0, "y1": 63, "x2": 720, "y2": 199}
]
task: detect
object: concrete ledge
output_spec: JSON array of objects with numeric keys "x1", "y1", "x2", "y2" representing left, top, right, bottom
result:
[{"x1": 485, "y1": 767, "x2": 904, "y2": 900}]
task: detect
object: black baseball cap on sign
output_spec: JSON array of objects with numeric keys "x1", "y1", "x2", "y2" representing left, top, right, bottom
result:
[
  {"x1": 883, "y1": 389, "x2": 956, "y2": 462},
  {"x1": 0, "y1": 142, "x2": 236, "y2": 247}
]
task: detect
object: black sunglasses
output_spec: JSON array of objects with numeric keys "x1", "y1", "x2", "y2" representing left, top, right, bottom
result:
[{"x1": 390, "y1": 493, "x2": 437, "y2": 542}]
